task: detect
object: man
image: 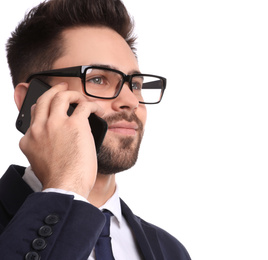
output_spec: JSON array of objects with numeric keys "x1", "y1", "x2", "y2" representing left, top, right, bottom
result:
[{"x1": 0, "y1": 0, "x2": 191, "y2": 259}]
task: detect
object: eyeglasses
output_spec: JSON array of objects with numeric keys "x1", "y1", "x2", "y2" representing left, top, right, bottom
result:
[{"x1": 26, "y1": 65, "x2": 167, "y2": 104}]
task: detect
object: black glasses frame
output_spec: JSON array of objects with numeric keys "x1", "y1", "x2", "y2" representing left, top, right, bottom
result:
[{"x1": 26, "y1": 65, "x2": 166, "y2": 104}]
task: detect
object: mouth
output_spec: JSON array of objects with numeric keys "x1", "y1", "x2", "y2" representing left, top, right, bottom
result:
[{"x1": 108, "y1": 121, "x2": 139, "y2": 136}]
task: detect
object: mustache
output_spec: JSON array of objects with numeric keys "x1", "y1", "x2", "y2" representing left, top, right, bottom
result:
[{"x1": 103, "y1": 112, "x2": 144, "y2": 132}]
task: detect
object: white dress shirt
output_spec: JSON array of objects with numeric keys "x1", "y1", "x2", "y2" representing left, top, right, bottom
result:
[{"x1": 22, "y1": 166, "x2": 142, "y2": 260}]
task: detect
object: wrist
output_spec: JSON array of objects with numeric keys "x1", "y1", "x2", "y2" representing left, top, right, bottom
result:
[
  {"x1": 42, "y1": 182, "x2": 90, "y2": 199},
  {"x1": 42, "y1": 188, "x2": 90, "y2": 203}
]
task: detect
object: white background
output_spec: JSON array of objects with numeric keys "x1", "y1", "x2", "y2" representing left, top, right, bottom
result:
[{"x1": 1, "y1": 1, "x2": 268, "y2": 259}]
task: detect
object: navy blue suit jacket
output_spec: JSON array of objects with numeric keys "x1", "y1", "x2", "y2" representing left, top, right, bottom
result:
[{"x1": 0, "y1": 165, "x2": 191, "y2": 260}]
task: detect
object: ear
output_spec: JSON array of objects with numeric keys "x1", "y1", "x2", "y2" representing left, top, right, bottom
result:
[{"x1": 14, "y1": 83, "x2": 29, "y2": 111}]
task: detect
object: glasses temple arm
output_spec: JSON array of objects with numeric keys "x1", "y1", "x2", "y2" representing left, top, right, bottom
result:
[
  {"x1": 26, "y1": 67, "x2": 82, "y2": 83},
  {"x1": 142, "y1": 80, "x2": 165, "y2": 89}
]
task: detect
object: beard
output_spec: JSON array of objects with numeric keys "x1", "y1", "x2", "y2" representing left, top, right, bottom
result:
[{"x1": 97, "y1": 112, "x2": 144, "y2": 175}]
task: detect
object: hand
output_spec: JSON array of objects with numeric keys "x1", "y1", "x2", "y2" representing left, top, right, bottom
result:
[{"x1": 19, "y1": 82, "x2": 104, "y2": 199}]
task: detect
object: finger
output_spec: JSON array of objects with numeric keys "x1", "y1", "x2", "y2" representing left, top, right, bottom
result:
[
  {"x1": 33, "y1": 82, "x2": 69, "y2": 126},
  {"x1": 29, "y1": 104, "x2": 37, "y2": 127},
  {"x1": 71, "y1": 101, "x2": 104, "y2": 120},
  {"x1": 48, "y1": 90, "x2": 90, "y2": 120}
]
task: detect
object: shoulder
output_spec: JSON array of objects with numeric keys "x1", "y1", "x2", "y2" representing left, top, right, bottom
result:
[{"x1": 140, "y1": 217, "x2": 191, "y2": 259}]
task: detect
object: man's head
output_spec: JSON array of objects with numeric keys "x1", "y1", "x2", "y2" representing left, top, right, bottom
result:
[{"x1": 7, "y1": 0, "x2": 165, "y2": 176}]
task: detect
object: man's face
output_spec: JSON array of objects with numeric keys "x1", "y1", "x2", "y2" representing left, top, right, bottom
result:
[{"x1": 51, "y1": 27, "x2": 147, "y2": 174}]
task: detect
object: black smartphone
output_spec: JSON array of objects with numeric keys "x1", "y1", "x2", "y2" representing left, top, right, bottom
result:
[{"x1": 16, "y1": 78, "x2": 107, "y2": 153}]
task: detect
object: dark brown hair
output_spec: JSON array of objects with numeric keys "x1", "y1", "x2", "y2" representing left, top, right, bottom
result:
[{"x1": 6, "y1": 0, "x2": 136, "y2": 87}]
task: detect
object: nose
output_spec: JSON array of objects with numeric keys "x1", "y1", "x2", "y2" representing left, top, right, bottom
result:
[{"x1": 111, "y1": 83, "x2": 139, "y2": 112}]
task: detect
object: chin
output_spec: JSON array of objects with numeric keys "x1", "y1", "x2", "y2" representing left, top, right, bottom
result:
[{"x1": 97, "y1": 135, "x2": 142, "y2": 175}]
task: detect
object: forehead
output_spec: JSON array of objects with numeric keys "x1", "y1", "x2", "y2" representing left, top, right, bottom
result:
[{"x1": 53, "y1": 26, "x2": 139, "y2": 75}]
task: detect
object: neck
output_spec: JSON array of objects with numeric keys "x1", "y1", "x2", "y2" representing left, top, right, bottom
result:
[{"x1": 87, "y1": 173, "x2": 116, "y2": 208}]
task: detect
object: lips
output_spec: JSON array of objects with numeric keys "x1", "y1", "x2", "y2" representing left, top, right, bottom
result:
[{"x1": 108, "y1": 121, "x2": 139, "y2": 136}]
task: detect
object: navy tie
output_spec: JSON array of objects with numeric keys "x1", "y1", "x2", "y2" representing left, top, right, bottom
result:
[{"x1": 95, "y1": 210, "x2": 115, "y2": 260}]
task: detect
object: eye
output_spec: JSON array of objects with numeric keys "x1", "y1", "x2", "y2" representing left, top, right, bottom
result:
[
  {"x1": 131, "y1": 78, "x2": 143, "y2": 91},
  {"x1": 87, "y1": 76, "x2": 104, "y2": 85}
]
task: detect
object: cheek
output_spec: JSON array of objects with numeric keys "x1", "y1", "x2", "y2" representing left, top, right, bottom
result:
[
  {"x1": 140, "y1": 104, "x2": 147, "y2": 119},
  {"x1": 92, "y1": 100, "x2": 111, "y2": 116},
  {"x1": 137, "y1": 104, "x2": 147, "y2": 128}
]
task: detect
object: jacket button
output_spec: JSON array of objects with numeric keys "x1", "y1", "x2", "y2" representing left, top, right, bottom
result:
[
  {"x1": 32, "y1": 238, "x2": 47, "y2": 250},
  {"x1": 44, "y1": 214, "x2": 59, "y2": 225},
  {"x1": 38, "y1": 225, "x2": 53, "y2": 237},
  {"x1": 25, "y1": 251, "x2": 40, "y2": 260}
]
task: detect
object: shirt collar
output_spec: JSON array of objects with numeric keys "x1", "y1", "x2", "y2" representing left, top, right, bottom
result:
[{"x1": 99, "y1": 186, "x2": 122, "y2": 228}]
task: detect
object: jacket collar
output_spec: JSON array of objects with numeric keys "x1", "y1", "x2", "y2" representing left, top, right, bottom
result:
[{"x1": 120, "y1": 199, "x2": 164, "y2": 260}]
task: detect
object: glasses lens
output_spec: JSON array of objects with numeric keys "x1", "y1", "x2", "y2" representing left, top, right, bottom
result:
[
  {"x1": 132, "y1": 75, "x2": 164, "y2": 104},
  {"x1": 85, "y1": 68, "x2": 123, "y2": 98}
]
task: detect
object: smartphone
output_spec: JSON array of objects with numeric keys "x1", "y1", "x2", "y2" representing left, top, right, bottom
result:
[{"x1": 16, "y1": 78, "x2": 107, "y2": 153}]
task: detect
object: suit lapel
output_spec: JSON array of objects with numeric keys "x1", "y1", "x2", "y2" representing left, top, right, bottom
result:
[{"x1": 120, "y1": 199, "x2": 164, "y2": 260}]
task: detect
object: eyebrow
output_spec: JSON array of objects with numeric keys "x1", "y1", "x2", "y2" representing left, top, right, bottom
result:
[{"x1": 91, "y1": 63, "x2": 141, "y2": 75}]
